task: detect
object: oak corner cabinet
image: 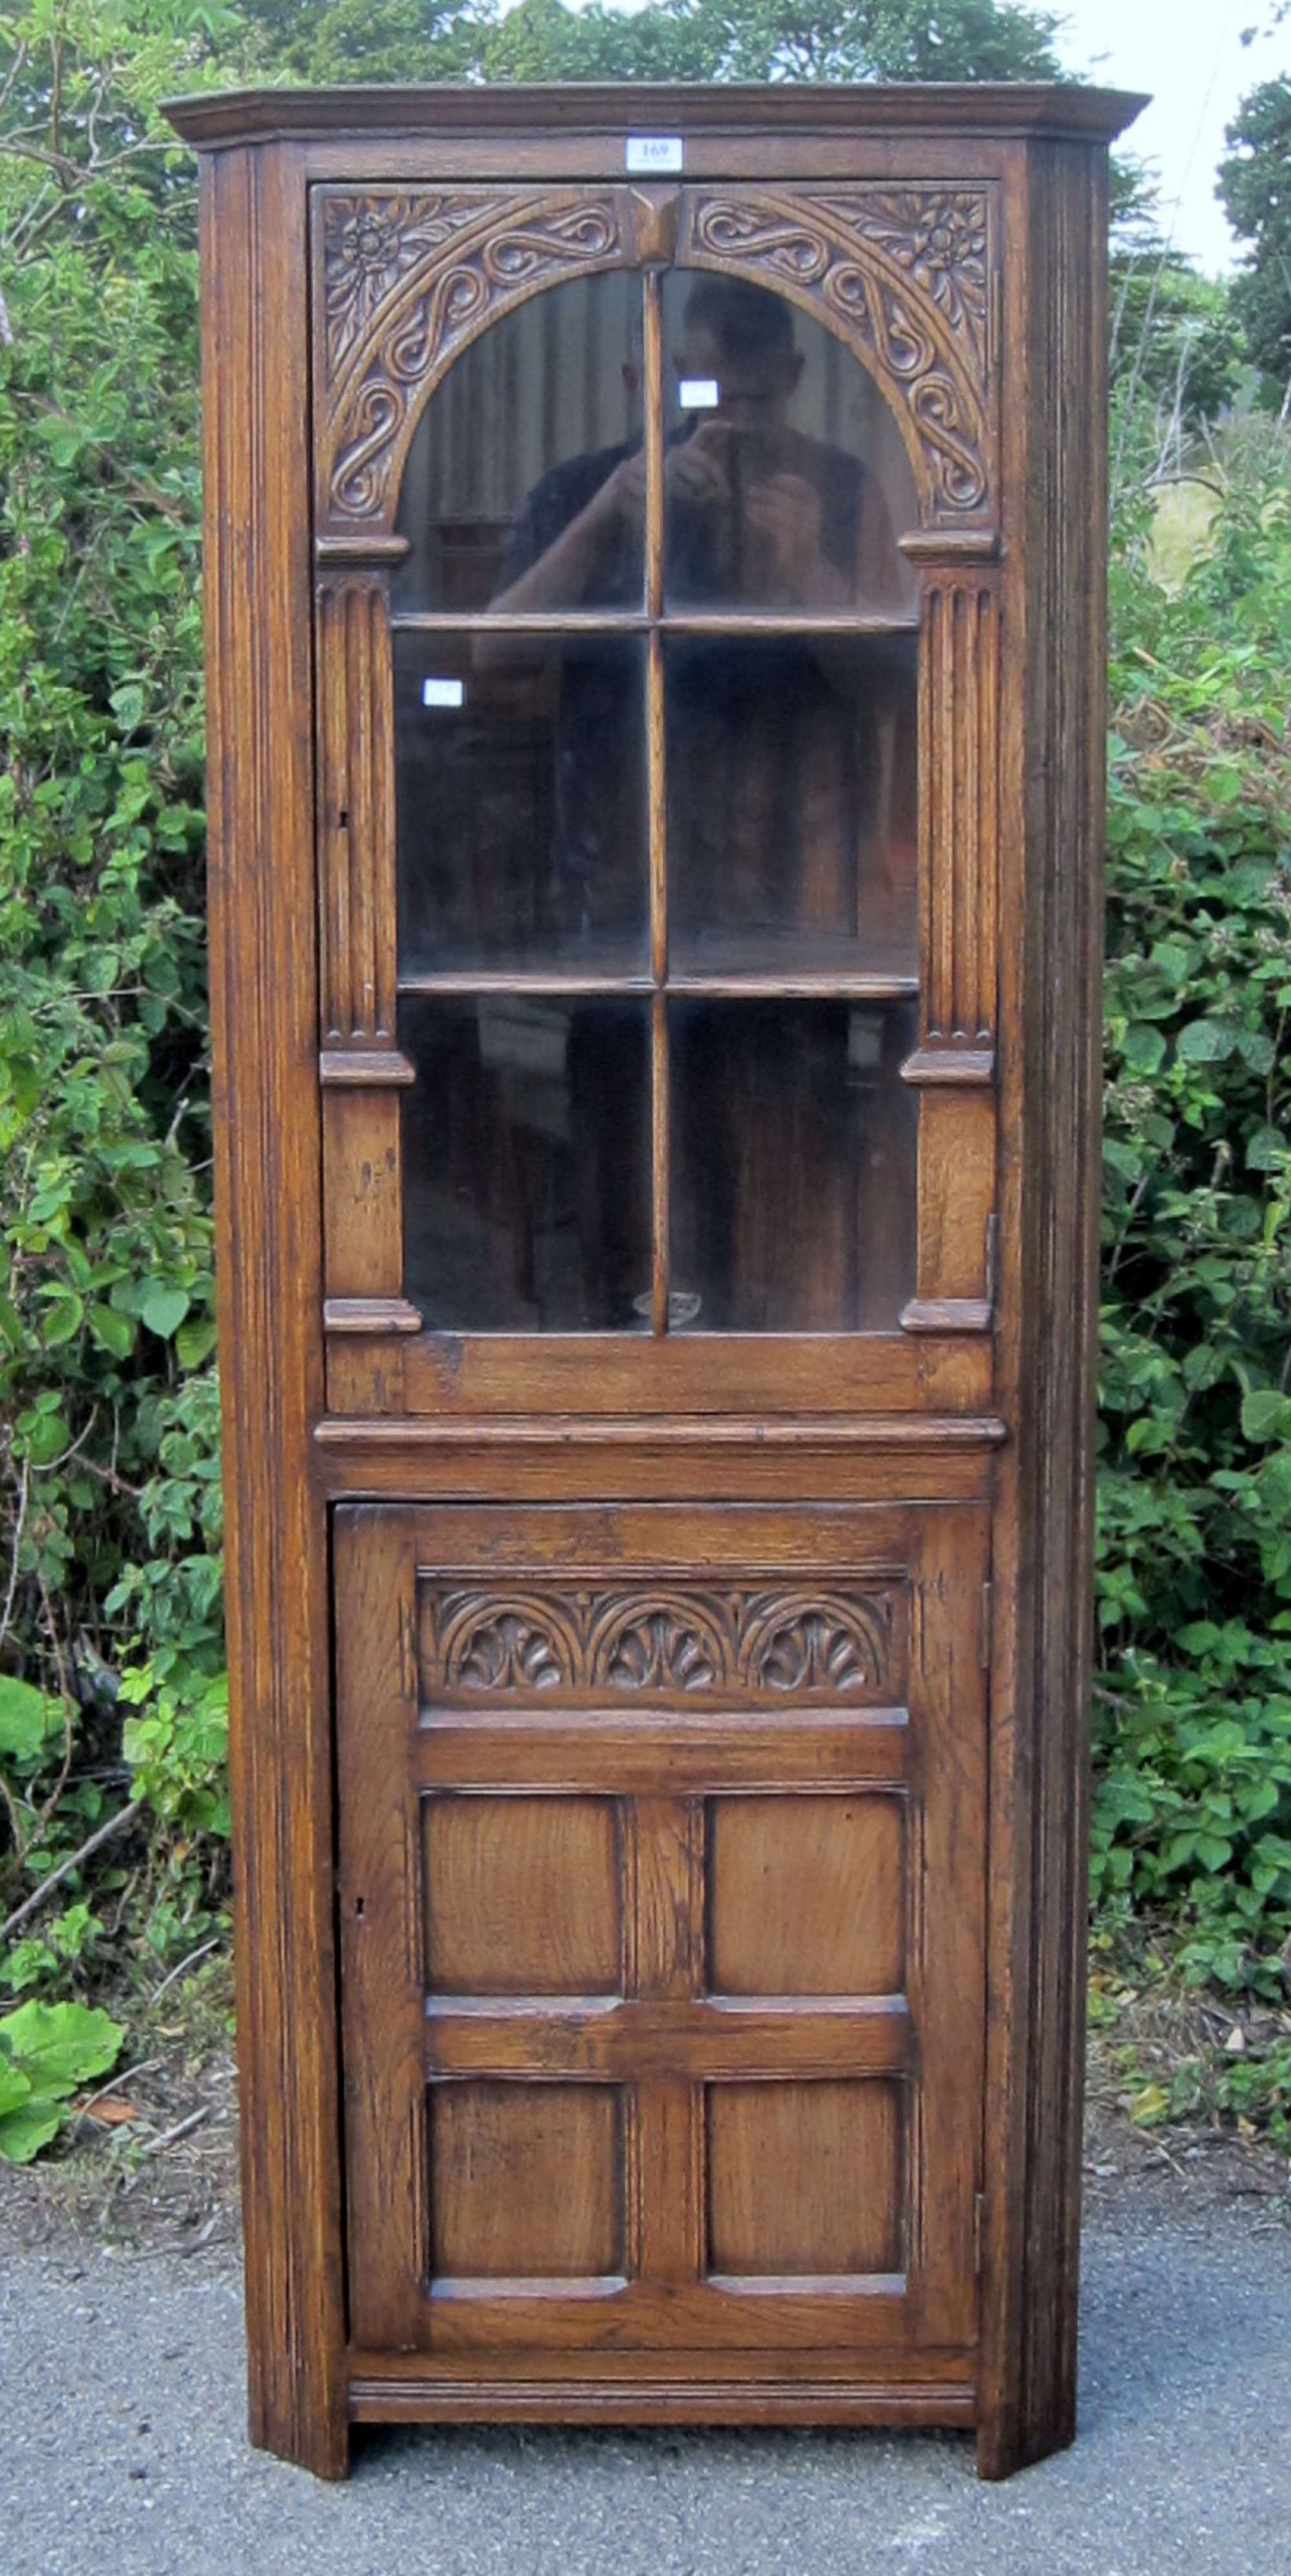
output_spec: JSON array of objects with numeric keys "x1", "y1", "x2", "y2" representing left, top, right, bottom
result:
[{"x1": 166, "y1": 76, "x2": 1144, "y2": 2481}]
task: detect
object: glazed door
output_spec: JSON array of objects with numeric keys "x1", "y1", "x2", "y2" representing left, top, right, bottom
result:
[
  {"x1": 312, "y1": 178, "x2": 1000, "y2": 1421},
  {"x1": 336, "y1": 1502, "x2": 986, "y2": 2406}
]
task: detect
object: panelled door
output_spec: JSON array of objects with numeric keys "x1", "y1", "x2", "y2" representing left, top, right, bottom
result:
[{"x1": 336, "y1": 1502, "x2": 987, "y2": 2406}]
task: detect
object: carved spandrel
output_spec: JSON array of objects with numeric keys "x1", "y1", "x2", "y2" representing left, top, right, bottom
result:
[
  {"x1": 417, "y1": 1579, "x2": 904, "y2": 1707},
  {"x1": 680, "y1": 185, "x2": 995, "y2": 526},
  {"x1": 314, "y1": 187, "x2": 629, "y2": 536}
]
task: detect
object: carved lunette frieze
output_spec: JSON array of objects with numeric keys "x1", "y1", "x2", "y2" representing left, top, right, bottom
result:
[
  {"x1": 314, "y1": 182, "x2": 996, "y2": 538},
  {"x1": 314, "y1": 187, "x2": 629, "y2": 535},
  {"x1": 680, "y1": 185, "x2": 994, "y2": 524},
  {"x1": 417, "y1": 1580, "x2": 902, "y2": 1705}
]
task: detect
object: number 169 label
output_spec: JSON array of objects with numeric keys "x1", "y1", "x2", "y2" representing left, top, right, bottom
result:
[{"x1": 625, "y1": 135, "x2": 684, "y2": 174}]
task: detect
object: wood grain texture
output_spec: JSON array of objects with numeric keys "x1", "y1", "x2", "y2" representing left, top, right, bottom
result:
[
  {"x1": 707, "y1": 1793, "x2": 905, "y2": 1996},
  {"x1": 976, "y1": 137, "x2": 1110, "y2": 2480},
  {"x1": 326, "y1": 1329, "x2": 994, "y2": 1419},
  {"x1": 321, "y1": 1086, "x2": 402, "y2": 1300},
  {"x1": 316, "y1": 573, "x2": 396, "y2": 1045},
  {"x1": 430, "y1": 2085, "x2": 624, "y2": 2278},
  {"x1": 919, "y1": 576, "x2": 1000, "y2": 1047},
  {"x1": 707, "y1": 2081, "x2": 902, "y2": 2274},
  {"x1": 335, "y1": 1509, "x2": 426, "y2": 2353},
  {"x1": 167, "y1": 85, "x2": 1149, "y2": 152},
  {"x1": 345, "y1": 2375, "x2": 975, "y2": 2427},
  {"x1": 422, "y1": 1795, "x2": 621, "y2": 1996},
  {"x1": 198, "y1": 142, "x2": 346, "y2": 2479},
  {"x1": 414, "y1": 1709, "x2": 910, "y2": 1796}
]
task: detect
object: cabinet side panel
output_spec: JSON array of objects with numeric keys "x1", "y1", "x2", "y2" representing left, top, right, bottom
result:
[
  {"x1": 201, "y1": 145, "x2": 346, "y2": 2475},
  {"x1": 979, "y1": 138, "x2": 1107, "y2": 2479}
]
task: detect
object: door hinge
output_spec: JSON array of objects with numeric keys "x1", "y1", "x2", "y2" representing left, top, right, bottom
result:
[
  {"x1": 978, "y1": 1580, "x2": 993, "y2": 1671},
  {"x1": 974, "y1": 2191, "x2": 985, "y2": 2276}
]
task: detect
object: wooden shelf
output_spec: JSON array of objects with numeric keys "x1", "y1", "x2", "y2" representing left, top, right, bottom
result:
[{"x1": 389, "y1": 610, "x2": 920, "y2": 640}]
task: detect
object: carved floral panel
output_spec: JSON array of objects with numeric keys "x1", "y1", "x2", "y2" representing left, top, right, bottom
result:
[
  {"x1": 678, "y1": 187, "x2": 993, "y2": 521},
  {"x1": 312, "y1": 179, "x2": 996, "y2": 537},
  {"x1": 417, "y1": 1578, "x2": 904, "y2": 1705},
  {"x1": 314, "y1": 186, "x2": 630, "y2": 532}
]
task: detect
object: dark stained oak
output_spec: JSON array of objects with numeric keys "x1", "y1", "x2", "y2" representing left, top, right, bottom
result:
[{"x1": 174, "y1": 80, "x2": 1139, "y2": 2480}]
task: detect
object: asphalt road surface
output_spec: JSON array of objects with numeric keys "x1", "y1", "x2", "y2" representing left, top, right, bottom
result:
[{"x1": 3, "y1": 2187, "x2": 1289, "y2": 2576}]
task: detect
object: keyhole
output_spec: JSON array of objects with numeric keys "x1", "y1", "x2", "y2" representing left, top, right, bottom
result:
[
  {"x1": 337, "y1": 806, "x2": 349, "y2": 830},
  {"x1": 354, "y1": 1896, "x2": 365, "y2": 1918}
]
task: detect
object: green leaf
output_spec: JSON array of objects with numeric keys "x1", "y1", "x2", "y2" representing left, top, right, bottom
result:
[
  {"x1": 174, "y1": 1318, "x2": 218, "y2": 1370},
  {"x1": 141, "y1": 1286, "x2": 190, "y2": 1340},
  {"x1": 0, "y1": 1677, "x2": 61, "y2": 1767},
  {"x1": 1175, "y1": 1019, "x2": 1235, "y2": 1063},
  {"x1": 19, "y1": 1412, "x2": 69, "y2": 1467},
  {"x1": 1121, "y1": 1023, "x2": 1167, "y2": 1074},
  {"x1": 41, "y1": 1291, "x2": 84, "y2": 1349},
  {"x1": 0, "y1": 2098, "x2": 65, "y2": 2165},
  {"x1": 1242, "y1": 1390, "x2": 1291, "y2": 1445},
  {"x1": 1246, "y1": 1125, "x2": 1287, "y2": 1172},
  {"x1": 0, "y1": 2001, "x2": 123, "y2": 2100},
  {"x1": 0, "y1": 2062, "x2": 33, "y2": 2121},
  {"x1": 88, "y1": 1303, "x2": 135, "y2": 1359}
]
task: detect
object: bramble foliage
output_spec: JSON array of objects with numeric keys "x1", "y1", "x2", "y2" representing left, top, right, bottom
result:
[
  {"x1": 1093, "y1": 411, "x2": 1291, "y2": 2016},
  {"x1": 0, "y1": 7, "x2": 230, "y2": 2004}
]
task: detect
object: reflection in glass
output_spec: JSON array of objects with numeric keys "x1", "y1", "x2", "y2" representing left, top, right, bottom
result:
[
  {"x1": 669, "y1": 999, "x2": 918, "y2": 1331},
  {"x1": 660, "y1": 274, "x2": 919, "y2": 615},
  {"x1": 394, "y1": 631, "x2": 648, "y2": 977},
  {"x1": 666, "y1": 636, "x2": 918, "y2": 981},
  {"x1": 400, "y1": 997, "x2": 651, "y2": 1330},
  {"x1": 392, "y1": 273, "x2": 646, "y2": 614}
]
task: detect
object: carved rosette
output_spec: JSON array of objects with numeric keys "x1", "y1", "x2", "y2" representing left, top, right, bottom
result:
[
  {"x1": 679, "y1": 185, "x2": 993, "y2": 524},
  {"x1": 314, "y1": 187, "x2": 629, "y2": 535},
  {"x1": 418, "y1": 1580, "x2": 900, "y2": 1704}
]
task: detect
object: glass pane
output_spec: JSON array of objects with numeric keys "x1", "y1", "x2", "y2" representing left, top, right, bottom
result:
[
  {"x1": 661, "y1": 273, "x2": 919, "y2": 615},
  {"x1": 393, "y1": 273, "x2": 645, "y2": 614},
  {"x1": 400, "y1": 997, "x2": 651, "y2": 1330},
  {"x1": 394, "y1": 631, "x2": 649, "y2": 978},
  {"x1": 666, "y1": 636, "x2": 918, "y2": 981},
  {"x1": 669, "y1": 999, "x2": 918, "y2": 1331}
]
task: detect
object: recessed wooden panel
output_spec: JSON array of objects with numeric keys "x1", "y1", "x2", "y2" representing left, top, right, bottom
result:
[
  {"x1": 707, "y1": 2080, "x2": 902, "y2": 2276},
  {"x1": 422, "y1": 1795, "x2": 620, "y2": 1995},
  {"x1": 707, "y1": 1794, "x2": 904, "y2": 1996},
  {"x1": 430, "y1": 2082, "x2": 622, "y2": 2278}
]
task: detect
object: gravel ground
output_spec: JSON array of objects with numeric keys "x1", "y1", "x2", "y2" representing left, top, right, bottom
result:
[{"x1": 3, "y1": 2178, "x2": 1290, "y2": 2576}]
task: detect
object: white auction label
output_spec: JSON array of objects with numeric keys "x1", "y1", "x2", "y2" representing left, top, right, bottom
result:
[
  {"x1": 422, "y1": 677, "x2": 465, "y2": 709},
  {"x1": 625, "y1": 134, "x2": 684, "y2": 174},
  {"x1": 678, "y1": 378, "x2": 720, "y2": 410}
]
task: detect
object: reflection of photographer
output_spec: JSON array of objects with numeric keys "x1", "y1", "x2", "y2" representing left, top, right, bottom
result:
[{"x1": 490, "y1": 274, "x2": 902, "y2": 614}]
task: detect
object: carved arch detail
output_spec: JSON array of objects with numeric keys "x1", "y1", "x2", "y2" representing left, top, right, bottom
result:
[
  {"x1": 678, "y1": 187, "x2": 993, "y2": 524},
  {"x1": 312, "y1": 180, "x2": 995, "y2": 540},
  {"x1": 418, "y1": 1577, "x2": 903, "y2": 1705},
  {"x1": 314, "y1": 186, "x2": 632, "y2": 535}
]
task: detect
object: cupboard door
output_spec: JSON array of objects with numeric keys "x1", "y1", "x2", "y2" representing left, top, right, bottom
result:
[
  {"x1": 336, "y1": 1502, "x2": 987, "y2": 2393},
  {"x1": 312, "y1": 178, "x2": 1003, "y2": 1412}
]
